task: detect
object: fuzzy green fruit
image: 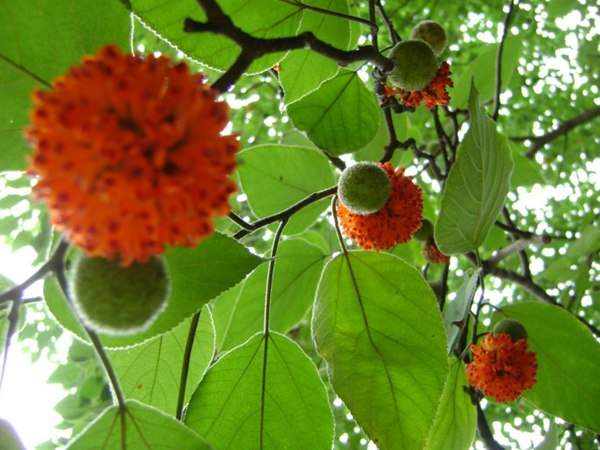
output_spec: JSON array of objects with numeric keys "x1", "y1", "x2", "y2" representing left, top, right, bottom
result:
[
  {"x1": 71, "y1": 255, "x2": 170, "y2": 336},
  {"x1": 411, "y1": 20, "x2": 448, "y2": 56},
  {"x1": 388, "y1": 40, "x2": 438, "y2": 91},
  {"x1": 338, "y1": 162, "x2": 391, "y2": 215},
  {"x1": 493, "y1": 319, "x2": 528, "y2": 342},
  {"x1": 414, "y1": 219, "x2": 434, "y2": 241}
]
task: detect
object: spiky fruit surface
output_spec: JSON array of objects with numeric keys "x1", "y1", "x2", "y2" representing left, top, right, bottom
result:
[
  {"x1": 411, "y1": 20, "x2": 448, "y2": 56},
  {"x1": 414, "y1": 219, "x2": 434, "y2": 241},
  {"x1": 493, "y1": 319, "x2": 528, "y2": 342},
  {"x1": 71, "y1": 255, "x2": 170, "y2": 336},
  {"x1": 388, "y1": 40, "x2": 438, "y2": 91},
  {"x1": 338, "y1": 162, "x2": 391, "y2": 215}
]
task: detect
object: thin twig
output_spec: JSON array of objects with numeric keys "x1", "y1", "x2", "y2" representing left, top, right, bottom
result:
[
  {"x1": 279, "y1": 0, "x2": 375, "y2": 27},
  {"x1": 234, "y1": 186, "x2": 337, "y2": 239},
  {"x1": 492, "y1": 0, "x2": 517, "y2": 121},
  {"x1": 176, "y1": 310, "x2": 202, "y2": 420},
  {"x1": 375, "y1": 0, "x2": 400, "y2": 44},
  {"x1": 487, "y1": 235, "x2": 550, "y2": 266},
  {"x1": 477, "y1": 402, "x2": 505, "y2": 450},
  {"x1": 228, "y1": 212, "x2": 254, "y2": 230},
  {"x1": 259, "y1": 219, "x2": 287, "y2": 449}
]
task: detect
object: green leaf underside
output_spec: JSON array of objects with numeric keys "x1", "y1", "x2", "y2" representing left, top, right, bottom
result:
[
  {"x1": 313, "y1": 252, "x2": 448, "y2": 450},
  {"x1": 44, "y1": 233, "x2": 261, "y2": 347},
  {"x1": 0, "y1": 0, "x2": 130, "y2": 171},
  {"x1": 108, "y1": 305, "x2": 216, "y2": 415},
  {"x1": 212, "y1": 238, "x2": 327, "y2": 351},
  {"x1": 425, "y1": 358, "x2": 476, "y2": 450},
  {"x1": 185, "y1": 332, "x2": 333, "y2": 450},
  {"x1": 67, "y1": 400, "x2": 212, "y2": 449},
  {"x1": 130, "y1": 0, "x2": 302, "y2": 74},
  {"x1": 287, "y1": 71, "x2": 379, "y2": 154},
  {"x1": 280, "y1": 0, "x2": 350, "y2": 104},
  {"x1": 494, "y1": 303, "x2": 600, "y2": 432},
  {"x1": 444, "y1": 270, "x2": 480, "y2": 353},
  {"x1": 450, "y1": 35, "x2": 523, "y2": 109},
  {"x1": 237, "y1": 145, "x2": 335, "y2": 234},
  {"x1": 435, "y1": 84, "x2": 513, "y2": 255},
  {"x1": 0, "y1": 419, "x2": 25, "y2": 450}
]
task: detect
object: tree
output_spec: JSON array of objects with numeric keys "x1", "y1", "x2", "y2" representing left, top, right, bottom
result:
[{"x1": 0, "y1": 0, "x2": 599, "y2": 449}]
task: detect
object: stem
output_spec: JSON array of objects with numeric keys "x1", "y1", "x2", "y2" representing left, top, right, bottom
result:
[
  {"x1": 54, "y1": 256, "x2": 127, "y2": 411},
  {"x1": 492, "y1": 0, "x2": 517, "y2": 121},
  {"x1": 176, "y1": 310, "x2": 202, "y2": 420},
  {"x1": 477, "y1": 402, "x2": 505, "y2": 450},
  {"x1": 259, "y1": 219, "x2": 287, "y2": 450}
]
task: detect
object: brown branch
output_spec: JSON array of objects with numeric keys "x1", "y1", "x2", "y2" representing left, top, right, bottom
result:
[
  {"x1": 477, "y1": 402, "x2": 505, "y2": 450},
  {"x1": 487, "y1": 235, "x2": 550, "y2": 266},
  {"x1": 185, "y1": 0, "x2": 393, "y2": 92},
  {"x1": 279, "y1": 0, "x2": 375, "y2": 28},
  {"x1": 523, "y1": 105, "x2": 600, "y2": 158},
  {"x1": 492, "y1": 0, "x2": 517, "y2": 121}
]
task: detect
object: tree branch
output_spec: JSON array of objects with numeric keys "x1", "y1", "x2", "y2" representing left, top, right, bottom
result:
[
  {"x1": 477, "y1": 402, "x2": 505, "y2": 450},
  {"x1": 185, "y1": 0, "x2": 393, "y2": 92},
  {"x1": 492, "y1": 0, "x2": 517, "y2": 121},
  {"x1": 487, "y1": 235, "x2": 550, "y2": 266},
  {"x1": 524, "y1": 105, "x2": 600, "y2": 158},
  {"x1": 233, "y1": 186, "x2": 337, "y2": 239}
]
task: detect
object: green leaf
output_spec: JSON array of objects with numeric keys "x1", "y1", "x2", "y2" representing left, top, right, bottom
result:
[
  {"x1": 511, "y1": 145, "x2": 545, "y2": 188},
  {"x1": 0, "y1": 0, "x2": 130, "y2": 170},
  {"x1": 280, "y1": 0, "x2": 350, "y2": 103},
  {"x1": 436, "y1": 84, "x2": 513, "y2": 255},
  {"x1": 444, "y1": 270, "x2": 480, "y2": 353},
  {"x1": 493, "y1": 302, "x2": 600, "y2": 432},
  {"x1": 130, "y1": 0, "x2": 302, "y2": 74},
  {"x1": 237, "y1": 145, "x2": 335, "y2": 234},
  {"x1": 0, "y1": 418, "x2": 25, "y2": 450},
  {"x1": 67, "y1": 400, "x2": 212, "y2": 449},
  {"x1": 566, "y1": 225, "x2": 600, "y2": 258},
  {"x1": 450, "y1": 35, "x2": 523, "y2": 109},
  {"x1": 108, "y1": 305, "x2": 215, "y2": 415},
  {"x1": 536, "y1": 424, "x2": 559, "y2": 450},
  {"x1": 313, "y1": 251, "x2": 448, "y2": 450},
  {"x1": 185, "y1": 332, "x2": 333, "y2": 450},
  {"x1": 212, "y1": 238, "x2": 327, "y2": 351},
  {"x1": 425, "y1": 358, "x2": 476, "y2": 450},
  {"x1": 287, "y1": 71, "x2": 379, "y2": 154},
  {"x1": 44, "y1": 233, "x2": 261, "y2": 347}
]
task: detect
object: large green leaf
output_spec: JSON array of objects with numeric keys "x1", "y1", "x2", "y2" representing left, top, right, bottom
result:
[
  {"x1": 44, "y1": 233, "x2": 261, "y2": 347},
  {"x1": 237, "y1": 145, "x2": 335, "y2": 234},
  {"x1": 0, "y1": 419, "x2": 25, "y2": 450},
  {"x1": 435, "y1": 85, "x2": 513, "y2": 254},
  {"x1": 280, "y1": 0, "x2": 350, "y2": 104},
  {"x1": 67, "y1": 400, "x2": 212, "y2": 449},
  {"x1": 493, "y1": 302, "x2": 600, "y2": 432},
  {"x1": 287, "y1": 71, "x2": 379, "y2": 154},
  {"x1": 212, "y1": 238, "x2": 327, "y2": 351},
  {"x1": 313, "y1": 251, "x2": 448, "y2": 450},
  {"x1": 108, "y1": 305, "x2": 215, "y2": 415},
  {"x1": 185, "y1": 332, "x2": 333, "y2": 450},
  {"x1": 131, "y1": 0, "x2": 302, "y2": 74},
  {"x1": 425, "y1": 358, "x2": 476, "y2": 450},
  {"x1": 0, "y1": 0, "x2": 130, "y2": 170},
  {"x1": 450, "y1": 35, "x2": 523, "y2": 109}
]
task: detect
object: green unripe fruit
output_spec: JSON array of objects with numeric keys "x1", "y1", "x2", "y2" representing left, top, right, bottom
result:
[
  {"x1": 414, "y1": 219, "x2": 434, "y2": 241},
  {"x1": 493, "y1": 319, "x2": 528, "y2": 342},
  {"x1": 71, "y1": 255, "x2": 170, "y2": 336},
  {"x1": 338, "y1": 162, "x2": 391, "y2": 215},
  {"x1": 388, "y1": 40, "x2": 438, "y2": 91},
  {"x1": 411, "y1": 20, "x2": 448, "y2": 56}
]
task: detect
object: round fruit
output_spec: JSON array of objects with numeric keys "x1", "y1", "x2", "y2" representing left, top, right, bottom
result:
[
  {"x1": 493, "y1": 319, "x2": 528, "y2": 342},
  {"x1": 388, "y1": 40, "x2": 438, "y2": 91},
  {"x1": 414, "y1": 219, "x2": 434, "y2": 241},
  {"x1": 338, "y1": 162, "x2": 391, "y2": 215},
  {"x1": 411, "y1": 20, "x2": 448, "y2": 56},
  {"x1": 70, "y1": 255, "x2": 170, "y2": 336}
]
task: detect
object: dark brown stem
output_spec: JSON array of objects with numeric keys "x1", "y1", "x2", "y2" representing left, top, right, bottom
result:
[
  {"x1": 492, "y1": 0, "x2": 517, "y2": 121},
  {"x1": 176, "y1": 311, "x2": 202, "y2": 420},
  {"x1": 477, "y1": 402, "x2": 505, "y2": 450}
]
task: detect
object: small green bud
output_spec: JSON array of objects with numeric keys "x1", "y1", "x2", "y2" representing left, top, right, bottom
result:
[
  {"x1": 411, "y1": 20, "x2": 448, "y2": 56},
  {"x1": 338, "y1": 162, "x2": 391, "y2": 215},
  {"x1": 388, "y1": 40, "x2": 438, "y2": 91},
  {"x1": 70, "y1": 255, "x2": 170, "y2": 336},
  {"x1": 493, "y1": 319, "x2": 528, "y2": 342}
]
